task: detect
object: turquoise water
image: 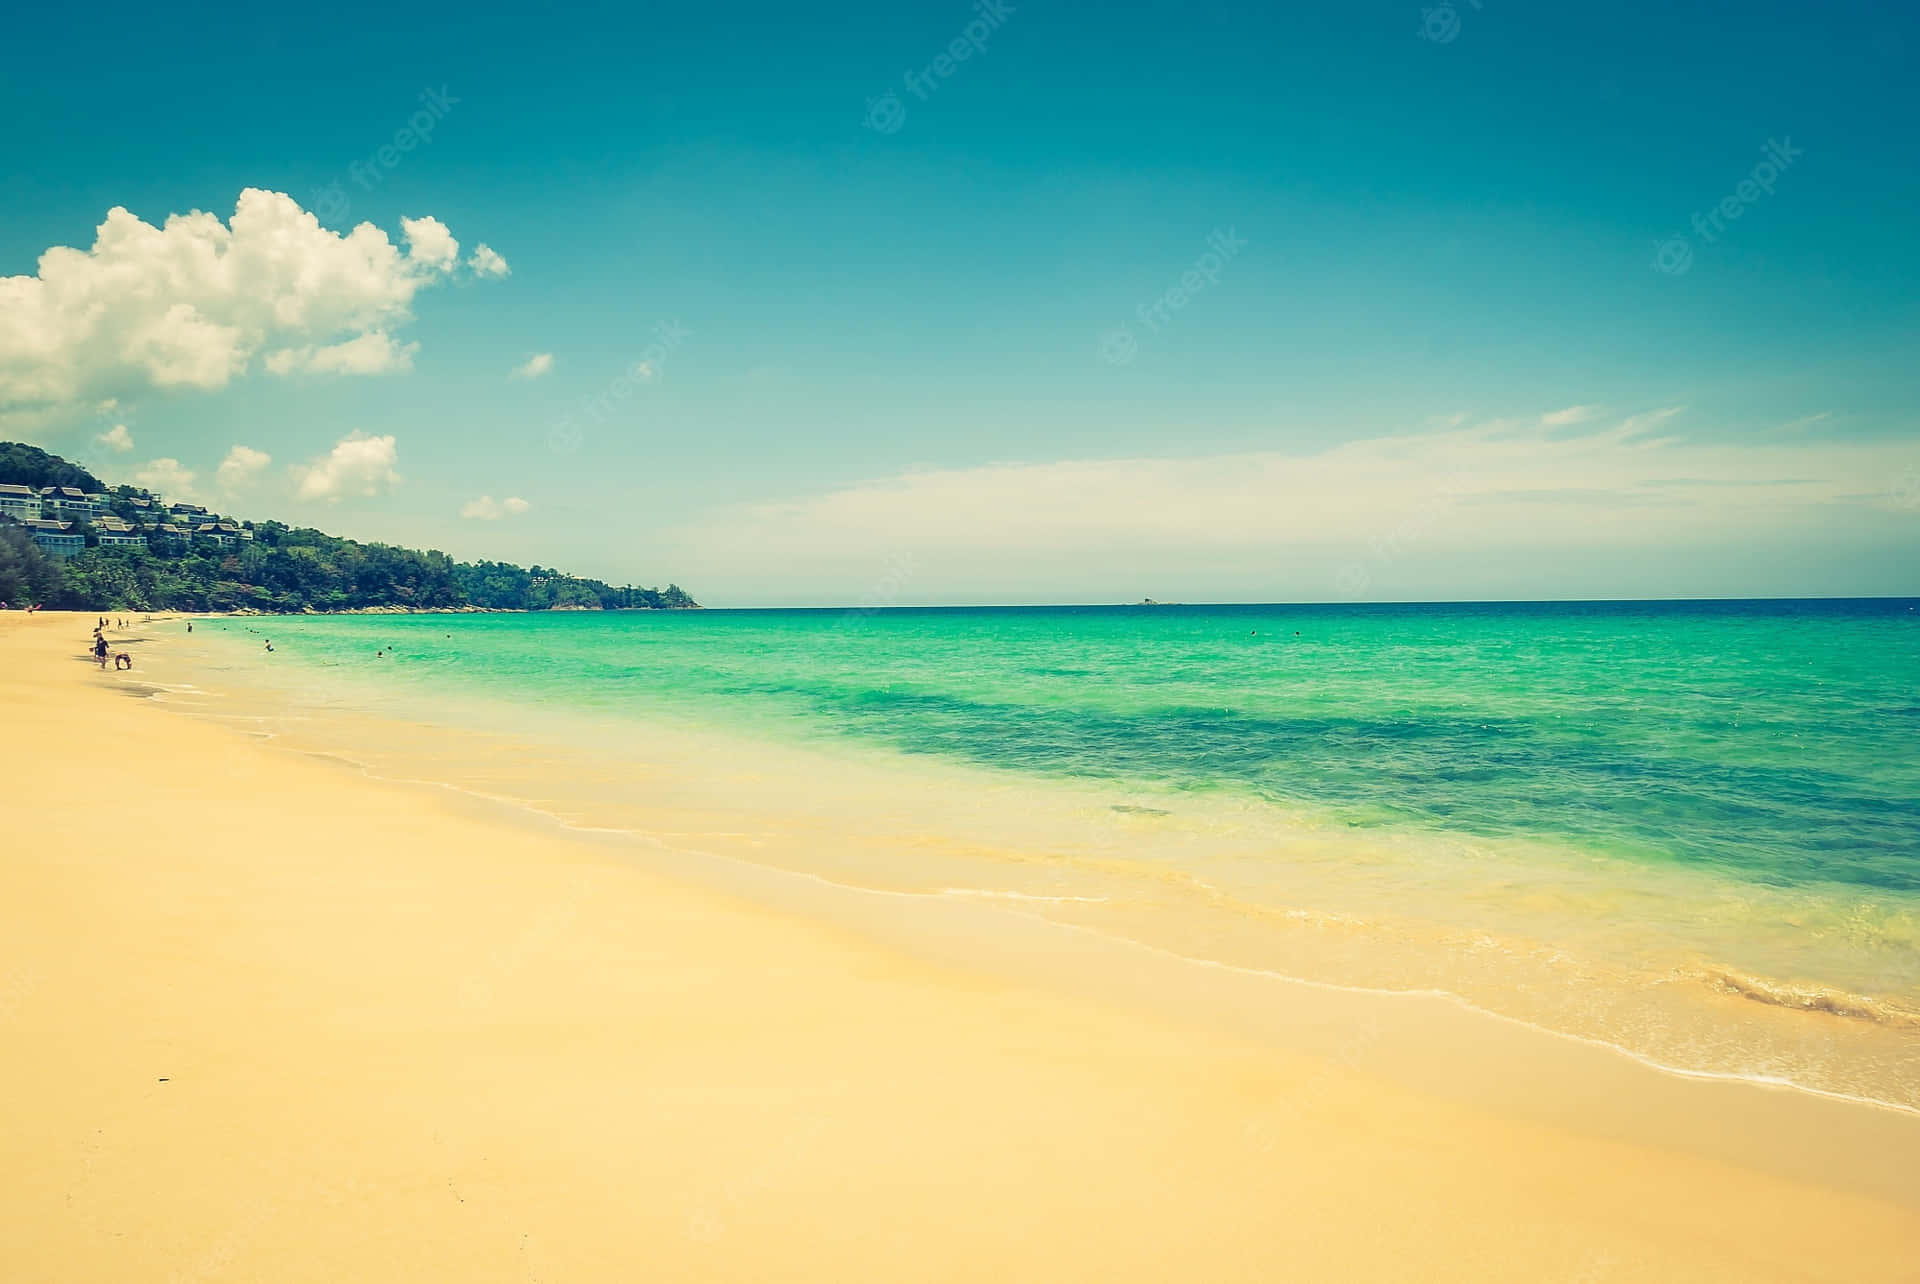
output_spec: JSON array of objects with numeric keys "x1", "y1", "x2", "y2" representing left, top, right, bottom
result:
[
  {"x1": 184, "y1": 600, "x2": 1920, "y2": 1107},
  {"x1": 220, "y1": 600, "x2": 1920, "y2": 892}
]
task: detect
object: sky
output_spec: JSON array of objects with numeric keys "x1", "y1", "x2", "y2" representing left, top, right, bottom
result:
[{"x1": 1, "y1": 0, "x2": 1916, "y2": 605}]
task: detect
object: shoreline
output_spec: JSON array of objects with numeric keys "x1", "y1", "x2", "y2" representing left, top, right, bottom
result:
[
  {"x1": 6, "y1": 610, "x2": 1919, "y2": 1280},
  {"x1": 156, "y1": 610, "x2": 1920, "y2": 1120}
]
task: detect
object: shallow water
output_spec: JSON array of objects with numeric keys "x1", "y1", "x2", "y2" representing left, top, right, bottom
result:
[{"x1": 162, "y1": 601, "x2": 1920, "y2": 1110}]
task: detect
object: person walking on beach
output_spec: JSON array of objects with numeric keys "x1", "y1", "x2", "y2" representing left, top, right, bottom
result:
[{"x1": 93, "y1": 634, "x2": 109, "y2": 668}]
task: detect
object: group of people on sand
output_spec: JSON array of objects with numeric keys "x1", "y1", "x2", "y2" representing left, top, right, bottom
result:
[{"x1": 91, "y1": 621, "x2": 133, "y2": 671}]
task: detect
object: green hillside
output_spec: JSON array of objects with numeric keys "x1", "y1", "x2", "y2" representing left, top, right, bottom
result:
[{"x1": 0, "y1": 443, "x2": 696, "y2": 614}]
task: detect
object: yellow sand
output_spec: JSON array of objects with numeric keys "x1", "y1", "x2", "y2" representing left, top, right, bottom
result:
[{"x1": 2, "y1": 611, "x2": 1915, "y2": 1282}]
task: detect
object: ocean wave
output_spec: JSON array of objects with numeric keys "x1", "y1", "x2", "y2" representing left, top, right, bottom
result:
[{"x1": 1696, "y1": 968, "x2": 1920, "y2": 1028}]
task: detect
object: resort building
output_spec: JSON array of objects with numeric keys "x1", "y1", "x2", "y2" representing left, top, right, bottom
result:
[
  {"x1": 0, "y1": 483, "x2": 41, "y2": 523},
  {"x1": 151, "y1": 524, "x2": 190, "y2": 552},
  {"x1": 170, "y1": 502, "x2": 210, "y2": 524},
  {"x1": 23, "y1": 519, "x2": 85, "y2": 558},
  {"x1": 195, "y1": 521, "x2": 252, "y2": 547},
  {"x1": 39, "y1": 487, "x2": 103, "y2": 520},
  {"x1": 94, "y1": 517, "x2": 147, "y2": 549}
]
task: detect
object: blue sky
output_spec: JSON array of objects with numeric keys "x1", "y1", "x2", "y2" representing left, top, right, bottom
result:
[{"x1": 2, "y1": 0, "x2": 1916, "y2": 603}]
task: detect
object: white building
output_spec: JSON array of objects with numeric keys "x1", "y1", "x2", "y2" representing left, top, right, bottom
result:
[
  {"x1": 0, "y1": 483, "x2": 41, "y2": 523},
  {"x1": 94, "y1": 517, "x2": 147, "y2": 549},
  {"x1": 195, "y1": 521, "x2": 252, "y2": 548},
  {"x1": 39, "y1": 487, "x2": 103, "y2": 520}
]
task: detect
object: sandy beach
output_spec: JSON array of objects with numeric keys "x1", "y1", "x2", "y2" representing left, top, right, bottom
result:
[{"x1": 3, "y1": 611, "x2": 1918, "y2": 1283}]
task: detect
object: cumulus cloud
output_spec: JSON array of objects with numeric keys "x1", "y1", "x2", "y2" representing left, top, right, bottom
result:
[
  {"x1": 0, "y1": 189, "x2": 503, "y2": 411},
  {"x1": 216, "y1": 445, "x2": 272, "y2": 490},
  {"x1": 134, "y1": 458, "x2": 197, "y2": 501},
  {"x1": 468, "y1": 244, "x2": 510, "y2": 278},
  {"x1": 400, "y1": 216, "x2": 460, "y2": 272},
  {"x1": 460, "y1": 495, "x2": 531, "y2": 520},
  {"x1": 293, "y1": 431, "x2": 400, "y2": 501},
  {"x1": 97, "y1": 423, "x2": 133, "y2": 452},
  {"x1": 511, "y1": 352, "x2": 554, "y2": 379}
]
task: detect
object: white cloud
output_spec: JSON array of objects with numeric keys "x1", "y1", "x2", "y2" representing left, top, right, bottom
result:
[
  {"x1": 400, "y1": 216, "x2": 459, "y2": 272},
  {"x1": 97, "y1": 423, "x2": 133, "y2": 452},
  {"x1": 0, "y1": 189, "x2": 503, "y2": 411},
  {"x1": 1775, "y1": 411, "x2": 1832, "y2": 433},
  {"x1": 461, "y1": 494, "x2": 531, "y2": 520},
  {"x1": 511, "y1": 352, "x2": 554, "y2": 379},
  {"x1": 216, "y1": 444, "x2": 272, "y2": 490},
  {"x1": 293, "y1": 431, "x2": 400, "y2": 501},
  {"x1": 468, "y1": 244, "x2": 510, "y2": 278},
  {"x1": 1540, "y1": 405, "x2": 1602, "y2": 427},
  {"x1": 665, "y1": 408, "x2": 1919, "y2": 601},
  {"x1": 134, "y1": 457, "x2": 197, "y2": 501},
  {"x1": 266, "y1": 330, "x2": 419, "y2": 376}
]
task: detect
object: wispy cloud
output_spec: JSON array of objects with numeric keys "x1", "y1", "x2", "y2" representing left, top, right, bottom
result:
[
  {"x1": 1539, "y1": 405, "x2": 1602, "y2": 427},
  {"x1": 666, "y1": 408, "x2": 1916, "y2": 599},
  {"x1": 460, "y1": 495, "x2": 531, "y2": 520},
  {"x1": 511, "y1": 353, "x2": 554, "y2": 379},
  {"x1": 96, "y1": 423, "x2": 133, "y2": 452},
  {"x1": 1774, "y1": 411, "x2": 1833, "y2": 433}
]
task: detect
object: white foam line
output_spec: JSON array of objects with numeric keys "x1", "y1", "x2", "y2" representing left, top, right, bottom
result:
[
  {"x1": 938, "y1": 888, "x2": 1112, "y2": 904},
  {"x1": 1001, "y1": 913, "x2": 1920, "y2": 1118}
]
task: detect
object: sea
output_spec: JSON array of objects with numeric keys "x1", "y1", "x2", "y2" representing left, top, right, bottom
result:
[{"x1": 160, "y1": 600, "x2": 1920, "y2": 1112}]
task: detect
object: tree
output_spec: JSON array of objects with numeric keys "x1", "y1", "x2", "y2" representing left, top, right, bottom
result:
[
  {"x1": 0, "y1": 442, "x2": 105, "y2": 492},
  {"x1": 0, "y1": 525, "x2": 63, "y2": 606}
]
